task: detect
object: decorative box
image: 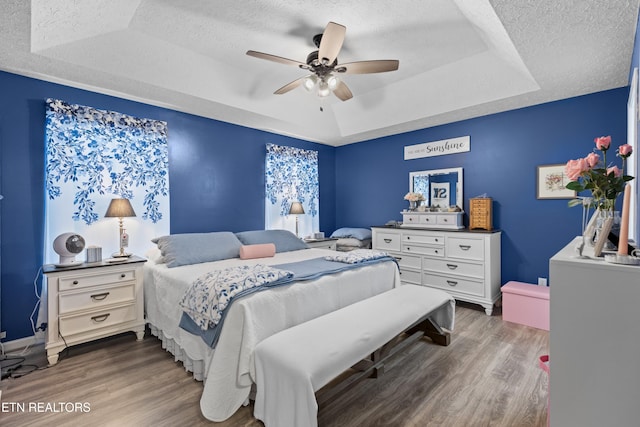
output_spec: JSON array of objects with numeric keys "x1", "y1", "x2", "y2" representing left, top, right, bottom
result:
[{"x1": 469, "y1": 197, "x2": 493, "y2": 230}]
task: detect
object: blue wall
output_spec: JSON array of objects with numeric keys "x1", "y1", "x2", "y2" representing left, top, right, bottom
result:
[
  {"x1": 0, "y1": 70, "x2": 336, "y2": 341},
  {"x1": 335, "y1": 88, "x2": 630, "y2": 285},
  {"x1": 0, "y1": 75, "x2": 633, "y2": 341}
]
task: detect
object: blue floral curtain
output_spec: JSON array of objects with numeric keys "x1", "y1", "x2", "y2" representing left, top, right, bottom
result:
[
  {"x1": 44, "y1": 99, "x2": 170, "y2": 262},
  {"x1": 265, "y1": 143, "x2": 319, "y2": 236}
]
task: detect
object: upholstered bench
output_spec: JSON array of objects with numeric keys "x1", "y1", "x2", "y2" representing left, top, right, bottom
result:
[
  {"x1": 253, "y1": 284, "x2": 455, "y2": 427},
  {"x1": 501, "y1": 281, "x2": 550, "y2": 331}
]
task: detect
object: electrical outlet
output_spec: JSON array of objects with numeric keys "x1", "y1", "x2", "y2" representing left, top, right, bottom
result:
[
  {"x1": 0, "y1": 331, "x2": 6, "y2": 340},
  {"x1": 538, "y1": 277, "x2": 548, "y2": 286}
]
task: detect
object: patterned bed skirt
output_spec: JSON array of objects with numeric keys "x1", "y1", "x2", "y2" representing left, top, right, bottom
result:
[{"x1": 149, "y1": 323, "x2": 207, "y2": 382}]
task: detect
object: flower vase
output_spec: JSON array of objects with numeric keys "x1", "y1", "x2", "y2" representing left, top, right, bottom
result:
[{"x1": 409, "y1": 200, "x2": 422, "y2": 211}]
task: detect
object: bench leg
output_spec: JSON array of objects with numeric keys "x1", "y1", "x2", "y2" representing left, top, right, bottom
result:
[{"x1": 407, "y1": 317, "x2": 451, "y2": 346}]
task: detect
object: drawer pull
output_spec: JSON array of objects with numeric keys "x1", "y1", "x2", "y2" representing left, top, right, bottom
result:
[
  {"x1": 434, "y1": 250, "x2": 438, "y2": 254},
  {"x1": 435, "y1": 238, "x2": 439, "y2": 242},
  {"x1": 459, "y1": 245, "x2": 471, "y2": 251},
  {"x1": 384, "y1": 238, "x2": 392, "y2": 243},
  {"x1": 120, "y1": 273, "x2": 126, "y2": 278},
  {"x1": 442, "y1": 218, "x2": 449, "y2": 222},
  {"x1": 447, "y1": 280, "x2": 458, "y2": 286},
  {"x1": 72, "y1": 280, "x2": 79, "y2": 285},
  {"x1": 406, "y1": 247, "x2": 411, "y2": 251},
  {"x1": 394, "y1": 257, "x2": 402, "y2": 261},
  {"x1": 406, "y1": 236, "x2": 411, "y2": 240},
  {"x1": 90, "y1": 292, "x2": 110, "y2": 301},
  {"x1": 91, "y1": 313, "x2": 110, "y2": 323},
  {"x1": 446, "y1": 264, "x2": 458, "y2": 270}
]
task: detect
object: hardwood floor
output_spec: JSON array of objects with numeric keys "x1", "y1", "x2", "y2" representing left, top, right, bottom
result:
[{"x1": 0, "y1": 303, "x2": 549, "y2": 427}]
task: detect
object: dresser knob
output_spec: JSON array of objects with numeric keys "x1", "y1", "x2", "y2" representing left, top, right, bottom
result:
[
  {"x1": 120, "y1": 273, "x2": 126, "y2": 278},
  {"x1": 72, "y1": 280, "x2": 79, "y2": 285}
]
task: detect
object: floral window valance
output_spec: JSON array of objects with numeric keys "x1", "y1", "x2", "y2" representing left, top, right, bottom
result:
[
  {"x1": 265, "y1": 143, "x2": 319, "y2": 236},
  {"x1": 45, "y1": 98, "x2": 169, "y2": 225}
]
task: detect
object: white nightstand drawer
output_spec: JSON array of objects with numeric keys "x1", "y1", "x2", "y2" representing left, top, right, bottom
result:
[
  {"x1": 59, "y1": 303, "x2": 137, "y2": 337},
  {"x1": 423, "y1": 273, "x2": 485, "y2": 297},
  {"x1": 59, "y1": 269, "x2": 136, "y2": 291},
  {"x1": 393, "y1": 253, "x2": 421, "y2": 270},
  {"x1": 399, "y1": 268, "x2": 421, "y2": 284},
  {"x1": 402, "y1": 233, "x2": 444, "y2": 246},
  {"x1": 422, "y1": 258, "x2": 484, "y2": 279},
  {"x1": 59, "y1": 283, "x2": 136, "y2": 315},
  {"x1": 376, "y1": 232, "x2": 401, "y2": 252},
  {"x1": 447, "y1": 237, "x2": 484, "y2": 261},
  {"x1": 402, "y1": 244, "x2": 444, "y2": 257}
]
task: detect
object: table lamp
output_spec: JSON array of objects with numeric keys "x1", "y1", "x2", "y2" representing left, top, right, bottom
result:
[
  {"x1": 289, "y1": 202, "x2": 305, "y2": 237},
  {"x1": 105, "y1": 198, "x2": 136, "y2": 257}
]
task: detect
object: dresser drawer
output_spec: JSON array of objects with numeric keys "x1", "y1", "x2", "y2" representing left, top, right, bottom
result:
[
  {"x1": 402, "y1": 214, "x2": 421, "y2": 226},
  {"x1": 402, "y1": 244, "x2": 444, "y2": 257},
  {"x1": 59, "y1": 269, "x2": 136, "y2": 291},
  {"x1": 402, "y1": 233, "x2": 444, "y2": 246},
  {"x1": 419, "y1": 215, "x2": 438, "y2": 226},
  {"x1": 422, "y1": 258, "x2": 484, "y2": 279},
  {"x1": 393, "y1": 254, "x2": 421, "y2": 270},
  {"x1": 423, "y1": 273, "x2": 485, "y2": 297},
  {"x1": 376, "y1": 232, "x2": 401, "y2": 252},
  {"x1": 447, "y1": 237, "x2": 484, "y2": 261},
  {"x1": 59, "y1": 283, "x2": 136, "y2": 315},
  {"x1": 399, "y1": 268, "x2": 421, "y2": 284},
  {"x1": 59, "y1": 303, "x2": 137, "y2": 337}
]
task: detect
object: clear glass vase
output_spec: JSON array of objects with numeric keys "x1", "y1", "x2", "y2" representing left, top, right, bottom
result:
[{"x1": 594, "y1": 209, "x2": 621, "y2": 250}]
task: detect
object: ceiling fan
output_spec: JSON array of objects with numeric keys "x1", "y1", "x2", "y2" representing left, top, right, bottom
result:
[{"x1": 246, "y1": 22, "x2": 399, "y2": 103}]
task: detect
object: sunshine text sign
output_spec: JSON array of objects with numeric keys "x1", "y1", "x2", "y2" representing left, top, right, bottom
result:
[{"x1": 404, "y1": 136, "x2": 470, "y2": 160}]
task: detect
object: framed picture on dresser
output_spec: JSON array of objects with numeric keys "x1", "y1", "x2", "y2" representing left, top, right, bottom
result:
[{"x1": 536, "y1": 164, "x2": 576, "y2": 199}]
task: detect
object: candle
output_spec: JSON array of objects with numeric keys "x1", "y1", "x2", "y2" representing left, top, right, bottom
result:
[{"x1": 618, "y1": 183, "x2": 631, "y2": 255}]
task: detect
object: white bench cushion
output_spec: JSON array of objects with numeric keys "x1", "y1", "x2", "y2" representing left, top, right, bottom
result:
[{"x1": 253, "y1": 284, "x2": 455, "y2": 427}]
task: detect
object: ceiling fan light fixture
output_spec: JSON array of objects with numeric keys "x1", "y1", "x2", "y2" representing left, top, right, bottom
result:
[
  {"x1": 317, "y1": 80, "x2": 331, "y2": 97},
  {"x1": 303, "y1": 75, "x2": 317, "y2": 92},
  {"x1": 326, "y1": 74, "x2": 339, "y2": 91}
]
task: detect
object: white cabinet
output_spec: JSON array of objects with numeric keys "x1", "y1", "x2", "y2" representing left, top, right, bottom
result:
[
  {"x1": 549, "y1": 238, "x2": 640, "y2": 427},
  {"x1": 43, "y1": 256, "x2": 146, "y2": 365},
  {"x1": 372, "y1": 226, "x2": 501, "y2": 315}
]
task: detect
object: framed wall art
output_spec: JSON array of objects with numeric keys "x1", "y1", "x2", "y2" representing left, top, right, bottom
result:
[{"x1": 536, "y1": 164, "x2": 576, "y2": 199}]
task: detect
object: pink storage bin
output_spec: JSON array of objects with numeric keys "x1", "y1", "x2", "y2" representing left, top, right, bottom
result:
[{"x1": 501, "y1": 281, "x2": 550, "y2": 331}]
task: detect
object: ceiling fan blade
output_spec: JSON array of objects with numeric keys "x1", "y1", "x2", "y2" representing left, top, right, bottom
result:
[
  {"x1": 274, "y1": 77, "x2": 305, "y2": 95},
  {"x1": 337, "y1": 60, "x2": 399, "y2": 74},
  {"x1": 246, "y1": 50, "x2": 307, "y2": 68},
  {"x1": 318, "y1": 22, "x2": 346, "y2": 65},
  {"x1": 333, "y1": 81, "x2": 353, "y2": 101}
]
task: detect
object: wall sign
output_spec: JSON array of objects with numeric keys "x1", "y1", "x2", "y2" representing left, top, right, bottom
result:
[{"x1": 404, "y1": 136, "x2": 470, "y2": 160}]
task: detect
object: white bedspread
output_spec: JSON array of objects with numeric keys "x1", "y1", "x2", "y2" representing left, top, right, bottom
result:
[
  {"x1": 253, "y1": 285, "x2": 455, "y2": 427},
  {"x1": 143, "y1": 248, "x2": 401, "y2": 421}
]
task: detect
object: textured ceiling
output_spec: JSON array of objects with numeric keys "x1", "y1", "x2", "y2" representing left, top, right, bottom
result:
[{"x1": 1, "y1": 0, "x2": 638, "y2": 146}]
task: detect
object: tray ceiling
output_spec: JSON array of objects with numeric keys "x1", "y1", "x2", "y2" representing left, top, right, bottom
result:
[{"x1": 1, "y1": 0, "x2": 638, "y2": 146}]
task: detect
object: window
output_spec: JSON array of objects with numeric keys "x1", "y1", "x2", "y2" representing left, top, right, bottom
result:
[{"x1": 265, "y1": 144, "x2": 319, "y2": 237}]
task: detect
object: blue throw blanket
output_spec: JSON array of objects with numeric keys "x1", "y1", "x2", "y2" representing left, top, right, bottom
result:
[{"x1": 179, "y1": 255, "x2": 396, "y2": 348}]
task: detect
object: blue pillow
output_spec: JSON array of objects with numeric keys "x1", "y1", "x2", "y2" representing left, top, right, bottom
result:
[
  {"x1": 235, "y1": 230, "x2": 309, "y2": 253},
  {"x1": 330, "y1": 227, "x2": 372, "y2": 240},
  {"x1": 152, "y1": 232, "x2": 242, "y2": 268}
]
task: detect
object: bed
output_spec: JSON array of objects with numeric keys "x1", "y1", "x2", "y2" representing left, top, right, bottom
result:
[
  {"x1": 330, "y1": 227, "x2": 373, "y2": 252},
  {"x1": 143, "y1": 230, "x2": 402, "y2": 422}
]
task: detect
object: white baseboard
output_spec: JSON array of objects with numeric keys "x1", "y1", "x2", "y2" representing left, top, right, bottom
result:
[{"x1": 1, "y1": 335, "x2": 45, "y2": 354}]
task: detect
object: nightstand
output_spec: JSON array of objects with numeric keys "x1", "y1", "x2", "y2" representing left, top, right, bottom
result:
[
  {"x1": 43, "y1": 255, "x2": 146, "y2": 365},
  {"x1": 304, "y1": 237, "x2": 339, "y2": 250}
]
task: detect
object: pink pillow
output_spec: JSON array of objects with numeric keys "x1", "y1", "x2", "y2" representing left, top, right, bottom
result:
[{"x1": 239, "y1": 243, "x2": 276, "y2": 260}]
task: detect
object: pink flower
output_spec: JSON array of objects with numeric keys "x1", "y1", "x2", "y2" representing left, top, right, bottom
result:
[
  {"x1": 594, "y1": 136, "x2": 611, "y2": 151},
  {"x1": 618, "y1": 144, "x2": 633, "y2": 158},
  {"x1": 565, "y1": 158, "x2": 589, "y2": 181},
  {"x1": 585, "y1": 152, "x2": 600, "y2": 168},
  {"x1": 607, "y1": 166, "x2": 622, "y2": 177}
]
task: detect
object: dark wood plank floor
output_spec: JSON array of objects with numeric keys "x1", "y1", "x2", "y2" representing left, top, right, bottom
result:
[{"x1": 0, "y1": 303, "x2": 549, "y2": 427}]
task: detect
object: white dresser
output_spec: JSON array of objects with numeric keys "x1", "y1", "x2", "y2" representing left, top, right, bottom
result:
[
  {"x1": 43, "y1": 256, "x2": 146, "y2": 365},
  {"x1": 549, "y1": 238, "x2": 640, "y2": 427},
  {"x1": 372, "y1": 226, "x2": 501, "y2": 315}
]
